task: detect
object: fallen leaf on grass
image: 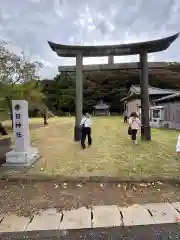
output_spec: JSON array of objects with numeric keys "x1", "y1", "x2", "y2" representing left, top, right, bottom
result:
[
  {"x1": 123, "y1": 185, "x2": 127, "y2": 190},
  {"x1": 76, "y1": 183, "x2": 83, "y2": 187},
  {"x1": 63, "y1": 182, "x2": 67, "y2": 188},
  {"x1": 140, "y1": 183, "x2": 147, "y2": 187}
]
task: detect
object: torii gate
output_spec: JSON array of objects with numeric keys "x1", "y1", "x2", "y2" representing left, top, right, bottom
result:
[{"x1": 48, "y1": 33, "x2": 179, "y2": 141}]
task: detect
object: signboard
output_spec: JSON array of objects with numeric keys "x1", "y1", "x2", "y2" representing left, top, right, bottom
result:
[
  {"x1": 106, "y1": 47, "x2": 131, "y2": 55},
  {"x1": 12, "y1": 100, "x2": 30, "y2": 152}
]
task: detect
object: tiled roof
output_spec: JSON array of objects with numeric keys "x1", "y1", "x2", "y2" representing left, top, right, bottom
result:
[
  {"x1": 94, "y1": 104, "x2": 109, "y2": 110},
  {"x1": 94, "y1": 100, "x2": 109, "y2": 109},
  {"x1": 94, "y1": 103, "x2": 109, "y2": 109},
  {"x1": 131, "y1": 85, "x2": 177, "y2": 95}
]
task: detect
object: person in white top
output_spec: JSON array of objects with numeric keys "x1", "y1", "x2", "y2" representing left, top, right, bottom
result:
[
  {"x1": 128, "y1": 112, "x2": 141, "y2": 144},
  {"x1": 80, "y1": 113, "x2": 92, "y2": 149},
  {"x1": 176, "y1": 134, "x2": 180, "y2": 154}
]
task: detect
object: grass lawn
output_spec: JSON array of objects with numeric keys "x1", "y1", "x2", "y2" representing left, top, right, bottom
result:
[
  {"x1": 1, "y1": 117, "x2": 50, "y2": 143},
  {"x1": 22, "y1": 116, "x2": 180, "y2": 181},
  {"x1": 1, "y1": 116, "x2": 180, "y2": 216}
]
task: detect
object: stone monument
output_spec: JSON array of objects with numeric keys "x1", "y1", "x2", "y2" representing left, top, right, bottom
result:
[{"x1": 4, "y1": 100, "x2": 40, "y2": 167}]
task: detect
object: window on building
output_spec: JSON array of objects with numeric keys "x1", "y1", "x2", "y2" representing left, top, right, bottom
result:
[{"x1": 153, "y1": 109, "x2": 160, "y2": 118}]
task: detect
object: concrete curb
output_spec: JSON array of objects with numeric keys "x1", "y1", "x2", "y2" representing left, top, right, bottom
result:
[{"x1": 1, "y1": 202, "x2": 180, "y2": 237}]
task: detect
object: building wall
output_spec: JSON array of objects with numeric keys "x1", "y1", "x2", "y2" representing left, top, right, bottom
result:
[
  {"x1": 127, "y1": 99, "x2": 141, "y2": 116},
  {"x1": 156, "y1": 100, "x2": 180, "y2": 129},
  {"x1": 126, "y1": 95, "x2": 172, "y2": 118},
  {"x1": 94, "y1": 109, "x2": 109, "y2": 116}
]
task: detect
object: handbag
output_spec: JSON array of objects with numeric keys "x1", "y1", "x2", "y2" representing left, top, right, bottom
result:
[
  {"x1": 128, "y1": 119, "x2": 136, "y2": 135},
  {"x1": 128, "y1": 126, "x2": 132, "y2": 135},
  {"x1": 81, "y1": 118, "x2": 87, "y2": 131}
]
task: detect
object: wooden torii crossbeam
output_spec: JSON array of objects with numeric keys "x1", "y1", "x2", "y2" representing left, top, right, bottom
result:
[{"x1": 58, "y1": 62, "x2": 169, "y2": 72}]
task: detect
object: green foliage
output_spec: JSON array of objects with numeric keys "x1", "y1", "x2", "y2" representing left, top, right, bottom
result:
[
  {"x1": 43, "y1": 63, "x2": 180, "y2": 114},
  {"x1": 42, "y1": 73, "x2": 76, "y2": 114},
  {"x1": 0, "y1": 39, "x2": 45, "y2": 119}
]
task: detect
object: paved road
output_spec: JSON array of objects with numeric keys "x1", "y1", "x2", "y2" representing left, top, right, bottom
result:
[{"x1": 1, "y1": 223, "x2": 180, "y2": 240}]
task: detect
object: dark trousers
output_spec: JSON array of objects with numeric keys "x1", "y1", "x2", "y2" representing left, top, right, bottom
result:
[
  {"x1": 81, "y1": 127, "x2": 92, "y2": 149},
  {"x1": 131, "y1": 129, "x2": 137, "y2": 141},
  {"x1": 124, "y1": 116, "x2": 128, "y2": 123}
]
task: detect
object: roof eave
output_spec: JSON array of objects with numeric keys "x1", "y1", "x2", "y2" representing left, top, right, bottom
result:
[
  {"x1": 153, "y1": 93, "x2": 180, "y2": 103},
  {"x1": 120, "y1": 94, "x2": 139, "y2": 102}
]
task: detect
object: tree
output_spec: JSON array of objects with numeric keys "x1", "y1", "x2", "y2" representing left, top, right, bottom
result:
[
  {"x1": 0, "y1": 40, "x2": 43, "y2": 84},
  {"x1": 0, "y1": 39, "x2": 45, "y2": 130},
  {"x1": 42, "y1": 62, "x2": 180, "y2": 115},
  {"x1": 42, "y1": 73, "x2": 76, "y2": 115}
]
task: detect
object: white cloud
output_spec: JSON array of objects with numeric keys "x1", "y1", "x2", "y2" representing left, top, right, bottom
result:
[{"x1": 0, "y1": 0, "x2": 180, "y2": 78}]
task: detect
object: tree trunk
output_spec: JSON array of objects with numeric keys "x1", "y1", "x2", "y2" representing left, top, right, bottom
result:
[
  {"x1": 43, "y1": 114, "x2": 48, "y2": 125},
  {"x1": 5, "y1": 97, "x2": 13, "y2": 129},
  {"x1": 0, "y1": 122, "x2": 8, "y2": 135}
]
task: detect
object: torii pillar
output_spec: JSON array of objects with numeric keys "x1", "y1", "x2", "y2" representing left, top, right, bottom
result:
[
  {"x1": 74, "y1": 55, "x2": 115, "y2": 141},
  {"x1": 74, "y1": 53, "x2": 83, "y2": 141},
  {"x1": 139, "y1": 50, "x2": 151, "y2": 140}
]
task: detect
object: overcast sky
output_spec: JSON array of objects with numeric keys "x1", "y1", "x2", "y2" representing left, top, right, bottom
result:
[{"x1": 0, "y1": 0, "x2": 180, "y2": 78}]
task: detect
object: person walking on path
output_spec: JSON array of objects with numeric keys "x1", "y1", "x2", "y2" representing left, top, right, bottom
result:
[
  {"x1": 80, "y1": 113, "x2": 92, "y2": 149},
  {"x1": 123, "y1": 110, "x2": 128, "y2": 123},
  {"x1": 176, "y1": 134, "x2": 180, "y2": 154},
  {"x1": 128, "y1": 112, "x2": 141, "y2": 144}
]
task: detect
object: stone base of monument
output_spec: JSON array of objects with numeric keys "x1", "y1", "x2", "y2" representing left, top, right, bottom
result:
[{"x1": 3, "y1": 147, "x2": 40, "y2": 167}]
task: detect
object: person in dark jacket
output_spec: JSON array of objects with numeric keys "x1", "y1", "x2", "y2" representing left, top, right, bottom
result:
[{"x1": 123, "y1": 110, "x2": 128, "y2": 123}]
